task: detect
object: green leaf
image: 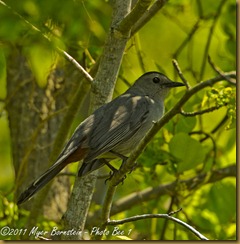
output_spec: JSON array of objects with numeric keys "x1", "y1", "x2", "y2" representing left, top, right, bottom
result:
[
  {"x1": 169, "y1": 133, "x2": 206, "y2": 173},
  {"x1": 175, "y1": 116, "x2": 197, "y2": 133},
  {"x1": 206, "y1": 181, "x2": 236, "y2": 223}
]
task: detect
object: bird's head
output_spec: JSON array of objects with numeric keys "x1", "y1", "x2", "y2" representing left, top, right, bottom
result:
[{"x1": 131, "y1": 71, "x2": 185, "y2": 100}]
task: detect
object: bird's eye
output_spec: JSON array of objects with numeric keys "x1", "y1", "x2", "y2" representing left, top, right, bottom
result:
[{"x1": 153, "y1": 77, "x2": 160, "y2": 83}]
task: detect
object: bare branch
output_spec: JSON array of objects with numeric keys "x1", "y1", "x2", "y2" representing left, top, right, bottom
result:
[
  {"x1": 199, "y1": 0, "x2": 227, "y2": 80},
  {"x1": 172, "y1": 59, "x2": 191, "y2": 89},
  {"x1": 132, "y1": 0, "x2": 168, "y2": 34},
  {"x1": 0, "y1": 0, "x2": 93, "y2": 83},
  {"x1": 117, "y1": 0, "x2": 152, "y2": 34},
  {"x1": 211, "y1": 114, "x2": 229, "y2": 134},
  {"x1": 63, "y1": 1, "x2": 133, "y2": 240},
  {"x1": 173, "y1": 20, "x2": 201, "y2": 59},
  {"x1": 107, "y1": 213, "x2": 209, "y2": 240},
  {"x1": 87, "y1": 164, "x2": 235, "y2": 226},
  {"x1": 160, "y1": 196, "x2": 176, "y2": 239},
  {"x1": 135, "y1": 34, "x2": 147, "y2": 72},
  {"x1": 180, "y1": 105, "x2": 224, "y2": 116},
  {"x1": 57, "y1": 49, "x2": 93, "y2": 83},
  {"x1": 113, "y1": 164, "x2": 235, "y2": 214},
  {"x1": 168, "y1": 208, "x2": 183, "y2": 216},
  {"x1": 208, "y1": 56, "x2": 236, "y2": 85}
]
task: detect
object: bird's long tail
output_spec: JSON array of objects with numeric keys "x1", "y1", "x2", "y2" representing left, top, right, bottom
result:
[{"x1": 17, "y1": 161, "x2": 66, "y2": 205}]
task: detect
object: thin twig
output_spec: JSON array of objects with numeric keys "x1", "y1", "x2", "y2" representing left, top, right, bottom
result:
[
  {"x1": 211, "y1": 114, "x2": 228, "y2": 134},
  {"x1": 107, "y1": 213, "x2": 209, "y2": 240},
  {"x1": 57, "y1": 48, "x2": 93, "y2": 83},
  {"x1": 160, "y1": 196, "x2": 176, "y2": 239},
  {"x1": 135, "y1": 34, "x2": 146, "y2": 73},
  {"x1": 180, "y1": 105, "x2": 223, "y2": 116},
  {"x1": 208, "y1": 56, "x2": 236, "y2": 85},
  {"x1": 0, "y1": 0, "x2": 93, "y2": 83},
  {"x1": 168, "y1": 207, "x2": 182, "y2": 216},
  {"x1": 112, "y1": 164, "x2": 235, "y2": 213},
  {"x1": 46, "y1": 163, "x2": 237, "y2": 227},
  {"x1": 173, "y1": 19, "x2": 201, "y2": 59},
  {"x1": 199, "y1": 0, "x2": 227, "y2": 80},
  {"x1": 172, "y1": 59, "x2": 191, "y2": 89}
]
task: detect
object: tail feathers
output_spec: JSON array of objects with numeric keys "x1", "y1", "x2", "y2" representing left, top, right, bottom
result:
[{"x1": 17, "y1": 162, "x2": 66, "y2": 205}]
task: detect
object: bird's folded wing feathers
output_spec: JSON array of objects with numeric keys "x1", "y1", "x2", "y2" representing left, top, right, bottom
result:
[
  {"x1": 84, "y1": 94, "x2": 151, "y2": 162},
  {"x1": 48, "y1": 113, "x2": 96, "y2": 167},
  {"x1": 50, "y1": 94, "x2": 151, "y2": 166}
]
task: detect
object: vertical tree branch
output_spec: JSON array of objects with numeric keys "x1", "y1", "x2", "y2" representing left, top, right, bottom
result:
[
  {"x1": 199, "y1": 0, "x2": 227, "y2": 80},
  {"x1": 62, "y1": 1, "x2": 132, "y2": 240},
  {"x1": 132, "y1": 0, "x2": 168, "y2": 34}
]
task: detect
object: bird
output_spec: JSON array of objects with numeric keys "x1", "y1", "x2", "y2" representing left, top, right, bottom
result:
[{"x1": 17, "y1": 71, "x2": 185, "y2": 205}]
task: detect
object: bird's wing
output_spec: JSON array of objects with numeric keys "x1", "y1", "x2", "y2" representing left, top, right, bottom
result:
[
  {"x1": 52, "y1": 94, "x2": 151, "y2": 166},
  {"x1": 52, "y1": 114, "x2": 95, "y2": 165},
  {"x1": 84, "y1": 94, "x2": 151, "y2": 162}
]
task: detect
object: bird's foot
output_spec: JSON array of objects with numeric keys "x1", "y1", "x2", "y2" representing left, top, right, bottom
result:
[
  {"x1": 105, "y1": 169, "x2": 116, "y2": 184},
  {"x1": 104, "y1": 166, "x2": 127, "y2": 186},
  {"x1": 104, "y1": 169, "x2": 127, "y2": 185},
  {"x1": 104, "y1": 152, "x2": 134, "y2": 185},
  {"x1": 114, "y1": 174, "x2": 127, "y2": 186},
  {"x1": 104, "y1": 162, "x2": 118, "y2": 184}
]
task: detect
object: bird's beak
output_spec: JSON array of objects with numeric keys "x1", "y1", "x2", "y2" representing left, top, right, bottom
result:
[{"x1": 164, "y1": 81, "x2": 185, "y2": 88}]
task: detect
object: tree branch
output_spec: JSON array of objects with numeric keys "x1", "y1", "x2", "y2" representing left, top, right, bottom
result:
[
  {"x1": 132, "y1": 0, "x2": 168, "y2": 34},
  {"x1": 57, "y1": 49, "x2": 93, "y2": 83},
  {"x1": 62, "y1": 0, "x2": 132, "y2": 240},
  {"x1": 180, "y1": 105, "x2": 224, "y2": 116},
  {"x1": 116, "y1": 0, "x2": 152, "y2": 34},
  {"x1": 172, "y1": 59, "x2": 191, "y2": 89},
  {"x1": 88, "y1": 157, "x2": 235, "y2": 226},
  {"x1": 107, "y1": 213, "x2": 209, "y2": 240},
  {"x1": 0, "y1": 0, "x2": 93, "y2": 83},
  {"x1": 208, "y1": 56, "x2": 236, "y2": 85},
  {"x1": 199, "y1": 0, "x2": 227, "y2": 80},
  {"x1": 112, "y1": 164, "x2": 236, "y2": 215},
  {"x1": 173, "y1": 19, "x2": 201, "y2": 59}
]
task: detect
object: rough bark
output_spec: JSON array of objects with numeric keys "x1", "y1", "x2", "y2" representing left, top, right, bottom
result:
[
  {"x1": 7, "y1": 47, "x2": 86, "y2": 224},
  {"x1": 61, "y1": 0, "x2": 132, "y2": 240}
]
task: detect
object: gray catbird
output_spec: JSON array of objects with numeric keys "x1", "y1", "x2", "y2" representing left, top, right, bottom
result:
[{"x1": 17, "y1": 71, "x2": 184, "y2": 205}]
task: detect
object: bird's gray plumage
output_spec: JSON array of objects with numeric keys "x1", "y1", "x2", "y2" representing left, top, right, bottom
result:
[{"x1": 17, "y1": 71, "x2": 184, "y2": 205}]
